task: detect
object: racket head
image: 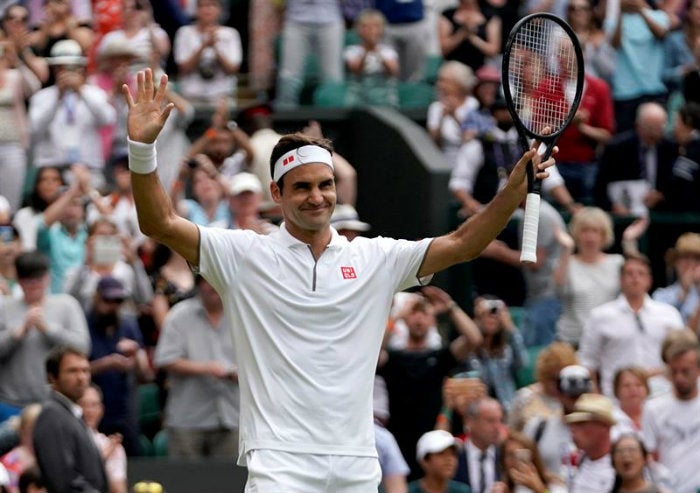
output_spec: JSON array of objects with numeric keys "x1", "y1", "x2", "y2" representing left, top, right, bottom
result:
[{"x1": 501, "y1": 13, "x2": 585, "y2": 144}]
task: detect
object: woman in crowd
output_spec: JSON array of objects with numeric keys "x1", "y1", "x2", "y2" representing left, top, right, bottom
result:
[
  {"x1": 608, "y1": 434, "x2": 664, "y2": 493},
  {"x1": 12, "y1": 166, "x2": 65, "y2": 251},
  {"x1": 29, "y1": 0, "x2": 93, "y2": 62},
  {"x1": 566, "y1": 0, "x2": 615, "y2": 85},
  {"x1": 612, "y1": 367, "x2": 649, "y2": 434}
]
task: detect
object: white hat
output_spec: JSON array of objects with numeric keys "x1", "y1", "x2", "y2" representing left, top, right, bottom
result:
[
  {"x1": 565, "y1": 393, "x2": 617, "y2": 427},
  {"x1": 229, "y1": 172, "x2": 263, "y2": 196},
  {"x1": 331, "y1": 204, "x2": 370, "y2": 232},
  {"x1": 415, "y1": 430, "x2": 461, "y2": 461},
  {"x1": 97, "y1": 37, "x2": 140, "y2": 60},
  {"x1": 48, "y1": 39, "x2": 87, "y2": 66}
]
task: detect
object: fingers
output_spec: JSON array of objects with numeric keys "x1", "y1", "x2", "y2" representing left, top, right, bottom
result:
[
  {"x1": 144, "y1": 68, "x2": 154, "y2": 100},
  {"x1": 154, "y1": 72, "x2": 169, "y2": 106}
]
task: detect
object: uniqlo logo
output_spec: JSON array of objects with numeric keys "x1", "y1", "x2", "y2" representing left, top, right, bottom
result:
[
  {"x1": 283, "y1": 155, "x2": 295, "y2": 166},
  {"x1": 341, "y1": 266, "x2": 357, "y2": 279}
]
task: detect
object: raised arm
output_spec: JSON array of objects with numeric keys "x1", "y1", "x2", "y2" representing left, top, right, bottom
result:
[
  {"x1": 123, "y1": 69, "x2": 200, "y2": 266},
  {"x1": 419, "y1": 144, "x2": 553, "y2": 277}
]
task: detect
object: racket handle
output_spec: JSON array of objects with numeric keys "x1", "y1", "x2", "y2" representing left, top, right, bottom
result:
[{"x1": 520, "y1": 193, "x2": 541, "y2": 264}]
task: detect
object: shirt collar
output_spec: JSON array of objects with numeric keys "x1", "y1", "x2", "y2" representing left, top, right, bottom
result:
[
  {"x1": 275, "y1": 222, "x2": 345, "y2": 250},
  {"x1": 466, "y1": 439, "x2": 495, "y2": 459},
  {"x1": 614, "y1": 293, "x2": 653, "y2": 312}
]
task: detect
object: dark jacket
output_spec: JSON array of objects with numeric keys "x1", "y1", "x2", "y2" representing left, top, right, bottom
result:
[{"x1": 33, "y1": 391, "x2": 108, "y2": 493}]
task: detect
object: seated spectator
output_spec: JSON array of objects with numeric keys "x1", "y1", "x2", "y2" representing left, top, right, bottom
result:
[
  {"x1": 78, "y1": 385, "x2": 127, "y2": 493},
  {"x1": 0, "y1": 225, "x2": 23, "y2": 299},
  {"x1": 173, "y1": 0, "x2": 242, "y2": 104},
  {"x1": 12, "y1": 167, "x2": 66, "y2": 252},
  {"x1": 408, "y1": 430, "x2": 468, "y2": 493},
  {"x1": 0, "y1": 404, "x2": 42, "y2": 493},
  {"x1": 63, "y1": 217, "x2": 153, "y2": 314},
  {"x1": 344, "y1": 9, "x2": 400, "y2": 108},
  {"x1": 0, "y1": 251, "x2": 90, "y2": 421},
  {"x1": 427, "y1": 61, "x2": 478, "y2": 168},
  {"x1": 665, "y1": 102, "x2": 700, "y2": 213},
  {"x1": 226, "y1": 173, "x2": 278, "y2": 234},
  {"x1": 508, "y1": 341, "x2": 578, "y2": 432},
  {"x1": 459, "y1": 64, "x2": 501, "y2": 141},
  {"x1": 578, "y1": 254, "x2": 684, "y2": 397},
  {"x1": 438, "y1": 0, "x2": 501, "y2": 73},
  {"x1": 456, "y1": 295, "x2": 528, "y2": 413},
  {"x1": 609, "y1": 434, "x2": 666, "y2": 493},
  {"x1": 593, "y1": 103, "x2": 678, "y2": 216},
  {"x1": 653, "y1": 232, "x2": 700, "y2": 331},
  {"x1": 494, "y1": 431, "x2": 566, "y2": 493}
]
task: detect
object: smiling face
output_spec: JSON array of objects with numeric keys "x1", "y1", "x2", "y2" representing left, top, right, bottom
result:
[{"x1": 271, "y1": 163, "x2": 336, "y2": 240}]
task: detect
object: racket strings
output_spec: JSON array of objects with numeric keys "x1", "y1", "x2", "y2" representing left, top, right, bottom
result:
[{"x1": 507, "y1": 19, "x2": 579, "y2": 136}]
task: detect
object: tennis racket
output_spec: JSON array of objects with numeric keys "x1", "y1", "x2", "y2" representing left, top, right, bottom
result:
[{"x1": 501, "y1": 13, "x2": 584, "y2": 263}]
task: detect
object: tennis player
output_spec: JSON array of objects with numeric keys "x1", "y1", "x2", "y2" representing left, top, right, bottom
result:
[{"x1": 123, "y1": 69, "x2": 554, "y2": 493}]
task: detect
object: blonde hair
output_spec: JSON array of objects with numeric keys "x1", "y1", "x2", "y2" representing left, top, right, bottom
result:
[
  {"x1": 355, "y1": 8, "x2": 386, "y2": 29},
  {"x1": 439, "y1": 61, "x2": 476, "y2": 93},
  {"x1": 568, "y1": 207, "x2": 615, "y2": 250},
  {"x1": 535, "y1": 341, "x2": 578, "y2": 384},
  {"x1": 661, "y1": 329, "x2": 700, "y2": 364}
]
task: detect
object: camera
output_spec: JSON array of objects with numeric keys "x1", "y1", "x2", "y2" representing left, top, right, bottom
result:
[
  {"x1": 0, "y1": 225, "x2": 14, "y2": 244},
  {"x1": 93, "y1": 235, "x2": 122, "y2": 265},
  {"x1": 483, "y1": 299, "x2": 503, "y2": 314},
  {"x1": 187, "y1": 158, "x2": 198, "y2": 169}
]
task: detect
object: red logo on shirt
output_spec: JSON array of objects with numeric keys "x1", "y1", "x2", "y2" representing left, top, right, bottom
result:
[
  {"x1": 283, "y1": 155, "x2": 295, "y2": 166},
  {"x1": 341, "y1": 266, "x2": 357, "y2": 279}
]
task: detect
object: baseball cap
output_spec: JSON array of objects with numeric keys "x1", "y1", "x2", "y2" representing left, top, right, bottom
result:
[
  {"x1": 565, "y1": 393, "x2": 617, "y2": 426},
  {"x1": 415, "y1": 430, "x2": 461, "y2": 461},
  {"x1": 558, "y1": 365, "x2": 592, "y2": 397},
  {"x1": 48, "y1": 39, "x2": 87, "y2": 66},
  {"x1": 229, "y1": 172, "x2": 263, "y2": 196},
  {"x1": 96, "y1": 276, "x2": 127, "y2": 301},
  {"x1": 331, "y1": 204, "x2": 370, "y2": 232}
]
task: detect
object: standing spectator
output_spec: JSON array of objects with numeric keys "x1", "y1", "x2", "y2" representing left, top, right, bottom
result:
[
  {"x1": 564, "y1": 393, "x2": 617, "y2": 493},
  {"x1": 344, "y1": 9, "x2": 400, "y2": 108},
  {"x1": 173, "y1": 0, "x2": 242, "y2": 105},
  {"x1": 553, "y1": 207, "x2": 625, "y2": 348},
  {"x1": 0, "y1": 36, "x2": 40, "y2": 214},
  {"x1": 438, "y1": 0, "x2": 501, "y2": 73},
  {"x1": 373, "y1": 376, "x2": 410, "y2": 493},
  {"x1": 567, "y1": 0, "x2": 616, "y2": 85},
  {"x1": 408, "y1": 430, "x2": 468, "y2": 493},
  {"x1": 454, "y1": 398, "x2": 503, "y2": 491},
  {"x1": 1, "y1": 5, "x2": 49, "y2": 85},
  {"x1": 32, "y1": 347, "x2": 108, "y2": 493},
  {"x1": 78, "y1": 385, "x2": 127, "y2": 493},
  {"x1": 593, "y1": 103, "x2": 677, "y2": 216},
  {"x1": 87, "y1": 276, "x2": 152, "y2": 457},
  {"x1": 662, "y1": 0, "x2": 700, "y2": 95},
  {"x1": 28, "y1": 0, "x2": 93, "y2": 64},
  {"x1": 578, "y1": 254, "x2": 684, "y2": 397},
  {"x1": 12, "y1": 167, "x2": 66, "y2": 252},
  {"x1": 275, "y1": 0, "x2": 344, "y2": 108},
  {"x1": 28, "y1": 40, "x2": 115, "y2": 188},
  {"x1": 611, "y1": 367, "x2": 649, "y2": 435},
  {"x1": 642, "y1": 330, "x2": 700, "y2": 493},
  {"x1": 427, "y1": 61, "x2": 478, "y2": 169},
  {"x1": 153, "y1": 276, "x2": 240, "y2": 459},
  {"x1": 0, "y1": 251, "x2": 90, "y2": 421},
  {"x1": 375, "y1": 0, "x2": 429, "y2": 81},
  {"x1": 172, "y1": 163, "x2": 231, "y2": 229},
  {"x1": 605, "y1": 0, "x2": 670, "y2": 133}
]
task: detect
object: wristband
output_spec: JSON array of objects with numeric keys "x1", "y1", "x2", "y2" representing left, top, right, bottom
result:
[{"x1": 128, "y1": 138, "x2": 158, "y2": 174}]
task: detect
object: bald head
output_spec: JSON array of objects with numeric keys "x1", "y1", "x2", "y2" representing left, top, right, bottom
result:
[{"x1": 635, "y1": 102, "x2": 667, "y2": 146}]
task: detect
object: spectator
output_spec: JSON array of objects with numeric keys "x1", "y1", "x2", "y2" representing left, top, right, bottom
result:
[
  {"x1": 16, "y1": 467, "x2": 44, "y2": 493},
  {"x1": 434, "y1": 373, "x2": 487, "y2": 439},
  {"x1": 662, "y1": 0, "x2": 700, "y2": 95},
  {"x1": 78, "y1": 385, "x2": 127, "y2": 493},
  {"x1": 0, "y1": 251, "x2": 90, "y2": 421},
  {"x1": 378, "y1": 286, "x2": 482, "y2": 479},
  {"x1": 32, "y1": 347, "x2": 108, "y2": 493},
  {"x1": 460, "y1": 64, "x2": 501, "y2": 141},
  {"x1": 578, "y1": 254, "x2": 684, "y2": 397},
  {"x1": 87, "y1": 276, "x2": 152, "y2": 456},
  {"x1": 564, "y1": 393, "x2": 617, "y2": 493},
  {"x1": 226, "y1": 173, "x2": 278, "y2": 234},
  {"x1": 97, "y1": 0, "x2": 170, "y2": 73},
  {"x1": 611, "y1": 367, "x2": 649, "y2": 436},
  {"x1": 373, "y1": 376, "x2": 410, "y2": 493},
  {"x1": 454, "y1": 398, "x2": 503, "y2": 491},
  {"x1": 173, "y1": 0, "x2": 242, "y2": 105},
  {"x1": 665, "y1": 102, "x2": 700, "y2": 213},
  {"x1": 427, "y1": 61, "x2": 478, "y2": 169},
  {"x1": 12, "y1": 167, "x2": 66, "y2": 252},
  {"x1": 508, "y1": 341, "x2": 578, "y2": 432},
  {"x1": 0, "y1": 225, "x2": 23, "y2": 299},
  {"x1": 28, "y1": 40, "x2": 116, "y2": 188},
  {"x1": 172, "y1": 162, "x2": 231, "y2": 228},
  {"x1": 28, "y1": 0, "x2": 93, "y2": 66},
  {"x1": 0, "y1": 404, "x2": 41, "y2": 493},
  {"x1": 63, "y1": 217, "x2": 153, "y2": 314},
  {"x1": 593, "y1": 103, "x2": 678, "y2": 216},
  {"x1": 605, "y1": 0, "x2": 670, "y2": 132},
  {"x1": 330, "y1": 203, "x2": 370, "y2": 241},
  {"x1": 523, "y1": 365, "x2": 592, "y2": 482},
  {"x1": 153, "y1": 276, "x2": 240, "y2": 458},
  {"x1": 275, "y1": 0, "x2": 344, "y2": 108},
  {"x1": 408, "y1": 430, "x2": 468, "y2": 493},
  {"x1": 553, "y1": 207, "x2": 625, "y2": 347},
  {"x1": 682, "y1": 35, "x2": 700, "y2": 104},
  {"x1": 608, "y1": 434, "x2": 664, "y2": 493},
  {"x1": 438, "y1": 0, "x2": 501, "y2": 73},
  {"x1": 457, "y1": 295, "x2": 528, "y2": 413},
  {"x1": 653, "y1": 232, "x2": 700, "y2": 331},
  {"x1": 494, "y1": 431, "x2": 566, "y2": 493},
  {"x1": 0, "y1": 35, "x2": 40, "y2": 214},
  {"x1": 1, "y1": 5, "x2": 49, "y2": 85},
  {"x1": 375, "y1": 0, "x2": 429, "y2": 81},
  {"x1": 566, "y1": 0, "x2": 616, "y2": 85},
  {"x1": 344, "y1": 9, "x2": 400, "y2": 108},
  {"x1": 642, "y1": 329, "x2": 700, "y2": 493}
]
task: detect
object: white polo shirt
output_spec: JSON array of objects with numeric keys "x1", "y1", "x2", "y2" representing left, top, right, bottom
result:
[
  {"x1": 198, "y1": 224, "x2": 432, "y2": 465},
  {"x1": 578, "y1": 295, "x2": 683, "y2": 397}
]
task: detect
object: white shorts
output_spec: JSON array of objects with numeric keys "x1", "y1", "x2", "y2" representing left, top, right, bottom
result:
[{"x1": 244, "y1": 449, "x2": 381, "y2": 493}]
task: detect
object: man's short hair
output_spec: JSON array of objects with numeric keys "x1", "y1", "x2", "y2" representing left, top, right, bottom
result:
[
  {"x1": 15, "y1": 251, "x2": 50, "y2": 280},
  {"x1": 661, "y1": 329, "x2": 700, "y2": 364},
  {"x1": 269, "y1": 133, "x2": 333, "y2": 188},
  {"x1": 18, "y1": 466, "x2": 43, "y2": 493},
  {"x1": 620, "y1": 253, "x2": 651, "y2": 274},
  {"x1": 45, "y1": 346, "x2": 88, "y2": 380}
]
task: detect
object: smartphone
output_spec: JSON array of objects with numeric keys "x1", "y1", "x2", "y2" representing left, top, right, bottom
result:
[
  {"x1": 0, "y1": 225, "x2": 14, "y2": 244},
  {"x1": 93, "y1": 235, "x2": 122, "y2": 264},
  {"x1": 514, "y1": 448, "x2": 532, "y2": 464}
]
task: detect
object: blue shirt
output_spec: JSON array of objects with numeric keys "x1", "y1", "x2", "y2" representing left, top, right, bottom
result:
[{"x1": 37, "y1": 221, "x2": 87, "y2": 294}]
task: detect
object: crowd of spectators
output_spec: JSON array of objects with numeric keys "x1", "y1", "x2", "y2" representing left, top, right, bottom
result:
[{"x1": 0, "y1": 0, "x2": 699, "y2": 492}]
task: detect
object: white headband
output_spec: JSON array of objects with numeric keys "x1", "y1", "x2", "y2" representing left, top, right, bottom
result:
[{"x1": 273, "y1": 145, "x2": 334, "y2": 182}]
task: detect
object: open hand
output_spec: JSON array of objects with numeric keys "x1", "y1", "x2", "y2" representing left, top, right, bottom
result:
[{"x1": 122, "y1": 68, "x2": 174, "y2": 144}]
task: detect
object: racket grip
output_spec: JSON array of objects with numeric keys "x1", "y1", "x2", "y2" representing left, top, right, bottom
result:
[{"x1": 520, "y1": 193, "x2": 541, "y2": 264}]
